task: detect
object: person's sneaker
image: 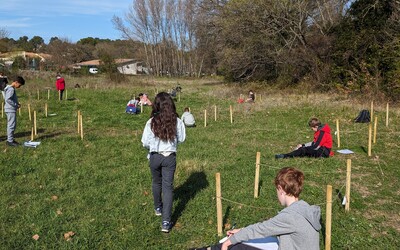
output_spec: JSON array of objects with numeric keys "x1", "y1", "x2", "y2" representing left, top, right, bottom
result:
[
  {"x1": 161, "y1": 221, "x2": 171, "y2": 233},
  {"x1": 6, "y1": 141, "x2": 19, "y2": 147},
  {"x1": 275, "y1": 154, "x2": 285, "y2": 159},
  {"x1": 155, "y1": 207, "x2": 162, "y2": 216}
]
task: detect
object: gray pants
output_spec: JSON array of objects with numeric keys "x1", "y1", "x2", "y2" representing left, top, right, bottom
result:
[
  {"x1": 149, "y1": 153, "x2": 176, "y2": 222},
  {"x1": 6, "y1": 112, "x2": 16, "y2": 142}
]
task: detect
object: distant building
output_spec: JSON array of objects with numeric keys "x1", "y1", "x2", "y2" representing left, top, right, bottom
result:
[
  {"x1": 72, "y1": 59, "x2": 147, "y2": 75},
  {"x1": 0, "y1": 51, "x2": 51, "y2": 70}
]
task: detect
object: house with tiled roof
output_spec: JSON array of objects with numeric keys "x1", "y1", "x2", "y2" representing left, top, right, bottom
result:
[{"x1": 73, "y1": 58, "x2": 147, "y2": 75}]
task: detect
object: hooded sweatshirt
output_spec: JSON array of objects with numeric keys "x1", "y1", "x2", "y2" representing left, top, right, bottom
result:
[
  {"x1": 304, "y1": 124, "x2": 334, "y2": 156},
  {"x1": 229, "y1": 200, "x2": 321, "y2": 250}
]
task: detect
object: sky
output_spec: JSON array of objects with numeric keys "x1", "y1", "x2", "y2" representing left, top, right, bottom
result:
[{"x1": 0, "y1": 0, "x2": 134, "y2": 43}]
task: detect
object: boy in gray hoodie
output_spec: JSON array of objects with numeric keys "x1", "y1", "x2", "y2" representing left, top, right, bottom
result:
[
  {"x1": 3, "y1": 76, "x2": 25, "y2": 146},
  {"x1": 192, "y1": 167, "x2": 321, "y2": 250}
]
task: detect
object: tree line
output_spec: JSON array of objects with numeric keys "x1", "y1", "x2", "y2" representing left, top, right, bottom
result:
[{"x1": 1, "y1": 0, "x2": 399, "y2": 99}]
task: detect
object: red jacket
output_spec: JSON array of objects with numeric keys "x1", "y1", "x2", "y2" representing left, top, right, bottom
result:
[
  {"x1": 56, "y1": 77, "x2": 65, "y2": 91},
  {"x1": 311, "y1": 124, "x2": 334, "y2": 156}
]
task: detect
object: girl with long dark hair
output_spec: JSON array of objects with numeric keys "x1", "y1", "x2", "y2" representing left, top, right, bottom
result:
[{"x1": 141, "y1": 92, "x2": 186, "y2": 233}]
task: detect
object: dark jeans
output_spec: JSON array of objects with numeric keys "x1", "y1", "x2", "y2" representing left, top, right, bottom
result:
[
  {"x1": 285, "y1": 146, "x2": 330, "y2": 158},
  {"x1": 149, "y1": 153, "x2": 176, "y2": 222},
  {"x1": 191, "y1": 243, "x2": 261, "y2": 250},
  {"x1": 59, "y1": 89, "x2": 64, "y2": 100}
]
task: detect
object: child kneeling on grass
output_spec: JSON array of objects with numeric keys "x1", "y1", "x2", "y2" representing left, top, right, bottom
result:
[
  {"x1": 191, "y1": 167, "x2": 321, "y2": 250},
  {"x1": 275, "y1": 117, "x2": 334, "y2": 159}
]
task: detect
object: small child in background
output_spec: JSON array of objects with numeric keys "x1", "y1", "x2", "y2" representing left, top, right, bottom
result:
[
  {"x1": 181, "y1": 107, "x2": 196, "y2": 127},
  {"x1": 139, "y1": 93, "x2": 152, "y2": 106},
  {"x1": 245, "y1": 90, "x2": 255, "y2": 103},
  {"x1": 126, "y1": 96, "x2": 140, "y2": 114}
]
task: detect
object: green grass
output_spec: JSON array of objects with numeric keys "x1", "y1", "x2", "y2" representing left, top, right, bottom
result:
[{"x1": 0, "y1": 76, "x2": 399, "y2": 249}]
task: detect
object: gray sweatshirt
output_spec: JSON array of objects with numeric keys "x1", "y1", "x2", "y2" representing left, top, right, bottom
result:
[
  {"x1": 229, "y1": 200, "x2": 321, "y2": 250},
  {"x1": 3, "y1": 85, "x2": 19, "y2": 113}
]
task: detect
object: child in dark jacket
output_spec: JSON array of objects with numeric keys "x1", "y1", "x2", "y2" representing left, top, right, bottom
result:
[{"x1": 275, "y1": 117, "x2": 333, "y2": 159}]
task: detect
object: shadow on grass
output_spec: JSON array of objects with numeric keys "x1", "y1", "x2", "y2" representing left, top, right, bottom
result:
[{"x1": 172, "y1": 171, "x2": 209, "y2": 226}]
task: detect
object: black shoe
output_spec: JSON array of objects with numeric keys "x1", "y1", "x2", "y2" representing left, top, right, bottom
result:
[
  {"x1": 275, "y1": 154, "x2": 285, "y2": 159},
  {"x1": 7, "y1": 141, "x2": 19, "y2": 147}
]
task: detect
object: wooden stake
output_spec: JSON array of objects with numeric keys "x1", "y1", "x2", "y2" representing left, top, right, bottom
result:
[
  {"x1": 28, "y1": 104, "x2": 31, "y2": 121},
  {"x1": 336, "y1": 119, "x2": 340, "y2": 148},
  {"x1": 58, "y1": 90, "x2": 61, "y2": 101},
  {"x1": 31, "y1": 127, "x2": 34, "y2": 141},
  {"x1": 345, "y1": 159, "x2": 352, "y2": 212},
  {"x1": 37, "y1": 89, "x2": 40, "y2": 100},
  {"x1": 45, "y1": 103, "x2": 48, "y2": 117},
  {"x1": 141, "y1": 102, "x2": 143, "y2": 113},
  {"x1": 230, "y1": 105, "x2": 233, "y2": 124},
  {"x1": 204, "y1": 109, "x2": 207, "y2": 127},
  {"x1": 47, "y1": 89, "x2": 50, "y2": 100},
  {"x1": 373, "y1": 116, "x2": 378, "y2": 144},
  {"x1": 386, "y1": 103, "x2": 389, "y2": 127},
  {"x1": 254, "y1": 152, "x2": 261, "y2": 198},
  {"x1": 178, "y1": 92, "x2": 180, "y2": 102},
  {"x1": 66, "y1": 89, "x2": 68, "y2": 100},
  {"x1": 18, "y1": 105, "x2": 21, "y2": 116},
  {"x1": 370, "y1": 101, "x2": 374, "y2": 121},
  {"x1": 368, "y1": 122, "x2": 372, "y2": 156},
  {"x1": 80, "y1": 114, "x2": 83, "y2": 140},
  {"x1": 214, "y1": 105, "x2": 217, "y2": 122},
  {"x1": 254, "y1": 93, "x2": 257, "y2": 102},
  {"x1": 215, "y1": 173, "x2": 223, "y2": 237},
  {"x1": 77, "y1": 110, "x2": 81, "y2": 133},
  {"x1": 34, "y1": 111, "x2": 37, "y2": 135},
  {"x1": 325, "y1": 185, "x2": 332, "y2": 250}
]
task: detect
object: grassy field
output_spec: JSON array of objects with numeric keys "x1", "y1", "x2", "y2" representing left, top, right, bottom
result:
[{"x1": 0, "y1": 75, "x2": 399, "y2": 249}]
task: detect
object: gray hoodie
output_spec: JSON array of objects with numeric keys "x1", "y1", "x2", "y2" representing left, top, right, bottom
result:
[
  {"x1": 229, "y1": 200, "x2": 321, "y2": 250},
  {"x1": 3, "y1": 85, "x2": 19, "y2": 113}
]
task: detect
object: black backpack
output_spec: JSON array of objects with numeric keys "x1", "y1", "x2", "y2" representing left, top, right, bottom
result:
[
  {"x1": 0, "y1": 77, "x2": 8, "y2": 91},
  {"x1": 354, "y1": 109, "x2": 371, "y2": 123}
]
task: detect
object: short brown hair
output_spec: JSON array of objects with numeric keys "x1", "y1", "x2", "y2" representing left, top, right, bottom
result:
[
  {"x1": 274, "y1": 167, "x2": 304, "y2": 198},
  {"x1": 308, "y1": 118, "x2": 321, "y2": 128}
]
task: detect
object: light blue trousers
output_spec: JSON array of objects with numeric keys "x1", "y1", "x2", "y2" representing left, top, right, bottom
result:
[{"x1": 6, "y1": 112, "x2": 16, "y2": 142}]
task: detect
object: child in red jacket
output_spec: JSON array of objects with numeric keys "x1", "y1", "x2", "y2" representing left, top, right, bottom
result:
[
  {"x1": 275, "y1": 117, "x2": 333, "y2": 159},
  {"x1": 56, "y1": 73, "x2": 65, "y2": 100}
]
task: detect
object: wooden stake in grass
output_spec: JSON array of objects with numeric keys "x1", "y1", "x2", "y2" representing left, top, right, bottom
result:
[
  {"x1": 141, "y1": 102, "x2": 143, "y2": 113},
  {"x1": 31, "y1": 127, "x2": 34, "y2": 141},
  {"x1": 80, "y1": 114, "x2": 83, "y2": 140},
  {"x1": 325, "y1": 185, "x2": 332, "y2": 250},
  {"x1": 178, "y1": 92, "x2": 181, "y2": 102},
  {"x1": 37, "y1": 89, "x2": 40, "y2": 100},
  {"x1": 47, "y1": 89, "x2": 50, "y2": 100},
  {"x1": 368, "y1": 122, "x2": 372, "y2": 156},
  {"x1": 230, "y1": 105, "x2": 233, "y2": 124},
  {"x1": 336, "y1": 119, "x2": 340, "y2": 148},
  {"x1": 204, "y1": 109, "x2": 207, "y2": 127},
  {"x1": 34, "y1": 111, "x2": 37, "y2": 135},
  {"x1": 45, "y1": 103, "x2": 48, "y2": 117},
  {"x1": 18, "y1": 106, "x2": 21, "y2": 116},
  {"x1": 370, "y1": 101, "x2": 374, "y2": 122},
  {"x1": 214, "y1": 105, "x2": 217, "y2": 122},
  {"x1": 254, "y1": 152, "x2": 261, "y2": 198},
  {"x1": 215, "y1": 173, "x2": 223, "y2": 237},
  {"x1": 58, "y1": 90, "x2": 61, "y2": 101},
  {"x1": 386, "y1": 103, "x2": 389, "y2": 127},
  {"x1": 345, "y1": 159, "x2": 352, "y2": 212},
  {"x1": 373, "y1": 116, "x2": 378, "y2": 144},
  {"x1": 28, "y1": 104, "x2": 31, "y2": 121},
  {"x1": 77, "y1": 110, "x2": 81, "y2": 134}
]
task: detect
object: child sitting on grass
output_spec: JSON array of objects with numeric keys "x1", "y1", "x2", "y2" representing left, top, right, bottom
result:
[{"x1": 275, "y1": 117, "x2": 333, "y2": 159}]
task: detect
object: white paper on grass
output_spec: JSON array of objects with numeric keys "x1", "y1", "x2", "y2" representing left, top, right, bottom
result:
[
  {"x1": 219, "y1": 236, "x2": 279, "y2": 250},
  {"x1": 24, "y1": 141, "x2": 41, "y2": 148},
  {"x1": 342, "y1": 196, "x2": 347, "y2": 205},
  {"x1": 337, "y1": 149, "x2": 354, "y2": 154}
]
